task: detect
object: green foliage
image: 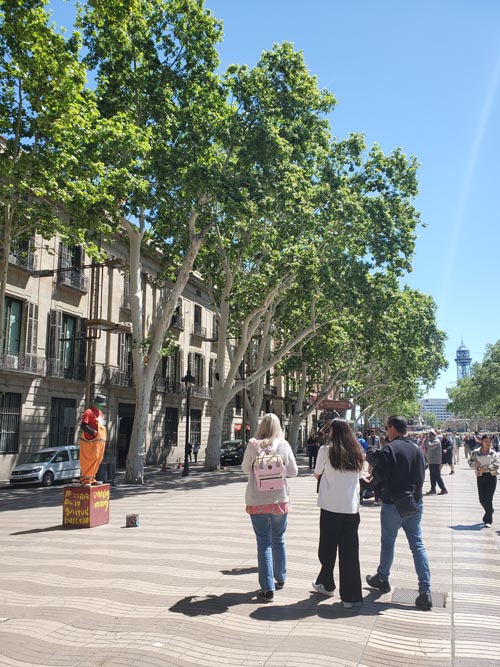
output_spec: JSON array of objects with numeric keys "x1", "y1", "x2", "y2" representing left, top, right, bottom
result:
[
  {"x1": 448, "y1": 340, "x2": 500, "y2": 416},
  {"x1": 422, "y1": 411, "x2": 438, "y2": 427}
]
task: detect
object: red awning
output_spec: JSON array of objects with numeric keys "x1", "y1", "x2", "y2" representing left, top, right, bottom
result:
[{"x1": 234, "y1": 423, "x2": 250, "y2": 432}]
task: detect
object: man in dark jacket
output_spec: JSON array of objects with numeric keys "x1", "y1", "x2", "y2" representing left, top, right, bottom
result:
[{"x1": 366, "y1": 415, "x2": 432, "y2": 610}]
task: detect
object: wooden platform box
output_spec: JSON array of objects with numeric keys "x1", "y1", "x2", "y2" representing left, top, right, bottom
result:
[{"x1": 63, "y1": 484, "x2": 110, "y2": 528}]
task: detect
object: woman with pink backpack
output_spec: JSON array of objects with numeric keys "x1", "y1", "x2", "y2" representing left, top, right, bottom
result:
[{"x1": 242, "y1": 413, "x2": 298, "y2": 602}]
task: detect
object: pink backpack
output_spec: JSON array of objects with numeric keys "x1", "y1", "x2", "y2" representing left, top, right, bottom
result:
[{"x1": 251, "y1": 439, "x2": 286, "y2": 492}]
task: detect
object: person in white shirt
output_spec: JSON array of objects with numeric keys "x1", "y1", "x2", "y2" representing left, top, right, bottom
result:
[
  {"x1": 468, "y1": 434, "x2": 500, "y2": 527},
  {"x1": 313, "y1": 418, "x2": 365, "y2": 609}
]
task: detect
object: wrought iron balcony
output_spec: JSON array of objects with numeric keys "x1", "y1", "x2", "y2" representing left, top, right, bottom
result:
[
  {"x1": 264, "y1": 384, "x2": 278, "y2": 396},
  {"x1": 57, "y1": 268, "x2": 88, "y2": 292},
  {"x1": 170, "y1": 313, "x2": 184, "y2": 330},
  {"x1": 102, "y1": 366, "x2": 134, "y2": 387},
  {"x1": 153, "y1": 376, "x2": 183, "y2": 394},
  {"x1": 46, "y1": 359, "x2": 86, "y2": 381},
  {"x1": 0, "y1": 353, "x2": 46, "y2": 375},
  {"x1": 192, "y1": 323, "x2": 207, "y2": 338},
  {"x1": 9, "y1": 245, "x2": 37, "y2": 271}
]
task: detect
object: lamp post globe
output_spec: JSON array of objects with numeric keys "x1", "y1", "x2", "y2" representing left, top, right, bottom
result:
[{"x1": 182, "y1": 370, "x2": 195, "y2": 477}]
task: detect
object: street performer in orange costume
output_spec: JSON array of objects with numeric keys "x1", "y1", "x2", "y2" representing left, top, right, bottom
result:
[{"x1": 79, "y1": 394, "x2": 107, "y2": 485}]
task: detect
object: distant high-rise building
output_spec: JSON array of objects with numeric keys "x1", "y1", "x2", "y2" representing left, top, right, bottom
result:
[{"x1": 455, "y1": 341, "x2": 472, "y2": 379}]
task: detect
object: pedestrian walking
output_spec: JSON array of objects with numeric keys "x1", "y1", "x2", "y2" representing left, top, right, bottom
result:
[
  {"x1": 469, "y1": 435, "x2": 500, "y2": 527},
  {"x1": 192, "y1": 442, "x2": 200, "y2": 463},
  {"x1": 313, "y1": 419, "x2": 365, "y2": 609},
  {"x1": 425, "y1": 430, "x2": 448, "y2": 495},
  {"x1": 441, "y1": 433, "x2": 454, "y2": 474},
  {"x1": 366, "y1": 415, "x2": 433, "y2": 610},
  {"x1": 453, "y1": 433, "x2": 462, "y2": 464},
  {"x1": 306, "y1": 432, "x2": 320, "y2": 470},
  {"x1": 241, "y1": 414, "x2": 298, "y2": 602}
]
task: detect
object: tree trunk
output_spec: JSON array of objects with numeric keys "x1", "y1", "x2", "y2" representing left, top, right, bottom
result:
[
  {"x1": 287, "y1": 412, "x2": 304, "y2": 453},
  {"x1": 125, "y1": 370, "x2": 153, "y2": 484},
  {"x1": 0, "y1": 203, "x2": 13, "y2": 355},
  {"x1": 204, "y1": 398, "x2": 226, "y2": 471}
]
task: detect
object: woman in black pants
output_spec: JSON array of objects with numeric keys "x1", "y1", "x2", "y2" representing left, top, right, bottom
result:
[
  {"x1": 469, "y1": 435, "x2": 500, "y2": 527},
  {"x1": 313, "y1": 419, "x2": 365, "y2": 609}
]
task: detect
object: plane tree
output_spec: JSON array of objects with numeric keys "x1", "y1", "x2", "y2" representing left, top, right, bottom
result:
[
  {"x1": 0, "y1": 0, "x2": 104, "y2": 354},
  {"x1": 77, "y1": 0, "x2": 232, "y2": 483},
  {"x1": 448, "y1": 340, "x2": 500, "y2": 417}
]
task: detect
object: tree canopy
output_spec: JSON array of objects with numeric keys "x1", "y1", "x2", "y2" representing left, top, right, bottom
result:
[{"x1": 448, "y1": 340, "x2": 500, "y2": 417}]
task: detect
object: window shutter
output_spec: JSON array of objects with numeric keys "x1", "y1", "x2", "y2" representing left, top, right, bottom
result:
[
  {"x1": 26, "y1": 302, "x2": 38, "y2": 355},
  {"x1": 200, "y1": 356, "x2": 205, "y2": 387},
  {"x1": 78, "y1": 319, "x2": 87, "y2": 365},
  {"x1": 118, "y1": 333, "x2": 126, "y2": 371}
]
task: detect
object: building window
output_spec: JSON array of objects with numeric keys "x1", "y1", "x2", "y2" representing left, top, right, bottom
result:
[
  {"x1": 118, "y1": 333, "x2": 133, "y2": 372},
  {"x1": 164, "y1": 407, "x2": 178, "y2": 447},
  {"x1": 58, "y1": 243, "x2": 87, "y2": 291},
  {"x1": 0, "y1": 392, "x2": 21, "y2": 454},
  {"x1": 2, "y1": 296, "x2": 22, "y2": 355},
  {"x1": 162, "y1": 348, "x2": 180, "y2": 391},
  {"x1": 188, "y1": 352, "x2": 205, "y2": 387},
  {"x1": 190, "y1": 409, "x2": 202, "y2": 445},
  {"x1": 47, "y1": 310, "x2": 86, "y2": 379},
  {"x1": 193, "y1": 304, "x2": 206, "y2": 337},
  {"x1": 50, "y1": 397, "x2": 76, "y2": 447}
]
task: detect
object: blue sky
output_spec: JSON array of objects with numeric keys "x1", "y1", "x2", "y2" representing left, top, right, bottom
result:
[{"x1": 51, "y1": 0, "x2": 500, "y2": 398}]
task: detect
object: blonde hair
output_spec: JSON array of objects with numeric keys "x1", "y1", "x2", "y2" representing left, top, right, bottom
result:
[{"x1": 255, "y1": 413, "x2": 283, "y2": 446}]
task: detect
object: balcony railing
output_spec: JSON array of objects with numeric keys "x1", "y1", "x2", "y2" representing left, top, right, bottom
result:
[
  {"x1": 192, "y1": 385, "x2": 212, "y2": 399},
  {"x1": 153, "y1": 377, "x2": 182, "y2": 394},
  {"x1": 46, "y1": 359, "x2": 86, "y2": 381},
  {"x1": 170, "y1": 313, "x2": 184, "y2": 331},
  {"x1": 0, "y1": 353, "x2": 46, "y2": 375},
  {"x1": 9, "y1": 247, "x2": 37, "y2": 271},
  {"x1": 192, "y1": 323, "x2": 207, "y2": 338},
  {"x1": 264, "y1": 384, "x2": 278, "y2": 396},
  {"x1": 57, "y1": 268, "x2": 88, "y2": 292},
  {"x1": 102, "y1": 366, "x2": 134, "y2": 387}
]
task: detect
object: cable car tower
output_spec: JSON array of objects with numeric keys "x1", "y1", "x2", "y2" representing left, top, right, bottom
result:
[{"x1": 455, "y1": 341, "x2": 472, "y2": 379}]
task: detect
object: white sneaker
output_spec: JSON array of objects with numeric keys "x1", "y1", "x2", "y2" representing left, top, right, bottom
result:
[
  {"x1": 484, "y1": 523, "x2": 492, "y2": 528},
  {"x1": 342, "y1": 600, "x2": 363, "y2": 609},
  {"x1": 312, "y1": 581, "x2": 335, "y2": 597}
]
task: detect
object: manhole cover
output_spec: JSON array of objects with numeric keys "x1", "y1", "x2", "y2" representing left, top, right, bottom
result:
[{"x1": 392, "y1": 588, "x2": 447, "y2": 608}]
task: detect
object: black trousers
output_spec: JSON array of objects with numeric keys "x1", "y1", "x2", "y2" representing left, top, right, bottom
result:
[
  {"x1": 308, "y1": 446, "x2": 318, "y2": 469},
  {"x1": 429, "y1": 463, "x2": 446, "y2": 491},
  {"x1": 316, "y1": 509, "x2": 362, "y2": 603},
  {"x1": 477, "y1": 473, "x2": 497, "y2": 524}
]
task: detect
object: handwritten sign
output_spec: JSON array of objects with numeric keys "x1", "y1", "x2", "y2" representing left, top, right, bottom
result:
[{"x1": 63, "y1": 484, "x2": 110, "y2": 528}]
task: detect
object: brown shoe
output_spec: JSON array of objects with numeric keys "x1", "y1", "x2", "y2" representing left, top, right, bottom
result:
[{"x1": 437, "y1": 489, "x2": 448, "y2": 495}]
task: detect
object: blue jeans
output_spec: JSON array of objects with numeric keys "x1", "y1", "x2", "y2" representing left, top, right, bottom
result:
[
  {"x1": 377, "y1": 501, "x2": 431, "y2": 593},
  {"x1": 250, "y1": 513, "x2": 288, "y2": 591}
]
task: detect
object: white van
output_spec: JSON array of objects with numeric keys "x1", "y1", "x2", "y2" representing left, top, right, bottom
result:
[{"x1": 10, "y1": 446, "x2": 80, "y2": 486}]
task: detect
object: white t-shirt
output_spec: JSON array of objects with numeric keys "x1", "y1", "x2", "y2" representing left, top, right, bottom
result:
[{"x1": 314, "y1": 445, "x2": 360, "y2": 514}]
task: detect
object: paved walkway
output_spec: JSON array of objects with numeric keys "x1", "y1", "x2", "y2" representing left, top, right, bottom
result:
[{"x1": 0, "y1": 456, "x2": 498, "y2": 667}]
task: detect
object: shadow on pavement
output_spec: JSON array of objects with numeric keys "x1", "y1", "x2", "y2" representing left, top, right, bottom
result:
[
  {"x1": 220, "y1": 567, "x2": 259, "y2": 576},
  {"x1": 169, "y1": 588, "x2": 409, "y2": 620},
  {"x1": 169, "y1": 592, "x2": 254, "y2": 616},
  {"x1": 1, "y1": 458, "x2": 312, "y2": 514},
  {"x1": 250, "y1": 591, "x2": 410, "y2": 621},
  {"x1": 11, "y1": 525, "x2": 66, "y2": 535},
  {"x1": 0, "y1": 465, "x2": 248, "y2": 513},
  {"x1": 449, "y1": 523, "x2": 484, "y2": 531}
]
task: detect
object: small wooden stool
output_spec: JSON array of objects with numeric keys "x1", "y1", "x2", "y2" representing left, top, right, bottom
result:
[{"x1": 63, "y1": 484, "x2": 110, "y2": 528}]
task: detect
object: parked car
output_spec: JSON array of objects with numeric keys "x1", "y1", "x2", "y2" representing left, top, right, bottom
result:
[
  {"x1": 220, "y1": 439, "x2": 244, "y2": 466},
  {"x1": 10, "y1": 446, "x2": 80, "y2": 487}
]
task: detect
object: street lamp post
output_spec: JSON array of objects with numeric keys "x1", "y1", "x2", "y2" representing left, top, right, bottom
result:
[{"x1": 182, "y1": 369, "x2": 195, "y2": 477}]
